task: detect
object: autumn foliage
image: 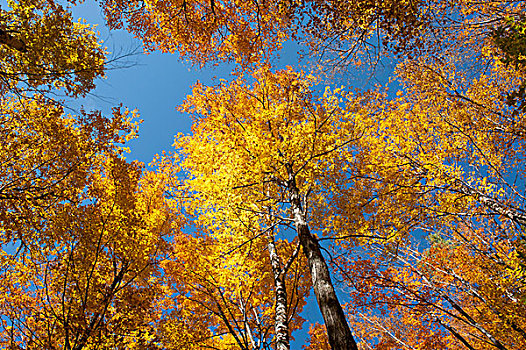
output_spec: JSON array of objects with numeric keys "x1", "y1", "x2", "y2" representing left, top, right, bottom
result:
[{"x1": 1, "y1": 0, "x2": 526, "y2": 349}]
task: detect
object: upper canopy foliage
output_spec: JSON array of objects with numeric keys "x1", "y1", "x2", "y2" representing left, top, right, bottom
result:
[{"x1": 2, "y1": 0, "x2": 526, "y2": 349}]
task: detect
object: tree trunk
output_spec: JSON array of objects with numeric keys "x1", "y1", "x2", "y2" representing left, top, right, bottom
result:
[
  {"x1": 288, "y1": 180, "x2": 357, "y2": 350},
  {"x1": 267, "y1": 235, "x2": 291, "y2": 350}
]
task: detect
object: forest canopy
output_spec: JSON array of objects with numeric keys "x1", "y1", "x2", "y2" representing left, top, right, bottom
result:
[{"x1": 0, "y1": 0, "x2": 525, "y2": 349}]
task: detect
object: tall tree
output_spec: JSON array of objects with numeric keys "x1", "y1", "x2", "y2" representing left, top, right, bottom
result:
[
  {"x1": 166, "y1": 66, "x2": 390, "y2": 349},
  {"x1": 0, "y1": 1, "x2": 172, "y2": 348},
  {"x1": 157, "y1": 217, "x2": 308, "y2": 349},
  {"x1": 100, "y1": 0, "x2": 526, "y2": 71},
  {"x1": 101, "y1": 0, "x2": 294, "y2": 68},
  {"x1": 3, "y1": 0, "x2": 522, "y2": 349},
  {"x1": 313, "y1": 10, "x2": 526, "y2": 347},
  {"x1": 0, "y1": 152, "x2": 174, "y2": 349},
  {"x1": 148, "y1": 154, "x2": 309, "y2": 350},
  {"x1": 0, "y1": 0, "x2": 118, "y2": 231}
]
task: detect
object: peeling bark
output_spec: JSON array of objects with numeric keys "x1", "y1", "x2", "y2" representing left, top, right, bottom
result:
[{"x1": 267, "y1": 235, "x2": 291, "y2": 350}]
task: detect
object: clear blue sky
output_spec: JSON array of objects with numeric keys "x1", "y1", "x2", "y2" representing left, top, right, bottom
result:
[
  {"x1": 71, "y1": 1, "x2": 228, "y2": 164},
  {"x1": 71, "y1": 1, "x2": 304, "y2": 165}
]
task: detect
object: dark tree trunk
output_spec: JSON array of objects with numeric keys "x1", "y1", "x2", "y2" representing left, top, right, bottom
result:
[{"x1": 288, "y1": 179, "x2": 357, "y2": 350}]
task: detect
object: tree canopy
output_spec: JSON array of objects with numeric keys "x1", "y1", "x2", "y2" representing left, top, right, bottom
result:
[{"x1": 1, "y1": 0, "x2": 526, "y2": 349}]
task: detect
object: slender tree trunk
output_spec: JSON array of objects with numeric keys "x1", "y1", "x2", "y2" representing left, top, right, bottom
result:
[
  {"x1": 288, "y1": 177, "x2": 357, "y2": 350},
  {"x1": 267, "y1": 234, "x2": 291, "y2": 350}
]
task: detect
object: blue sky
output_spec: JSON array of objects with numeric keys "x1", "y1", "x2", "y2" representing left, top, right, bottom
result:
[
  {"x1": 70, "y1": 1, "x2": 306, "y2": 165},
  {"x1": 70, "y1": 1, "x2": 229, "y2": 164}
]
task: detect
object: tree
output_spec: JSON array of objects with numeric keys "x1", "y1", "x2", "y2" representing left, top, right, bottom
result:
[
  {"x1": 100, "y1": 0, "x2": 526, "y2": 72},
  {"x1": 0, "y1": 1, "x2": 173, "y2": 348},
  {"x1": 162, "y1": 66, "x2": 393, "y2": 349},
  {"x1": 335, "y1": 219, "x2": 526, "y2": 350},
  {"x1": 140, "y1": 153, "x2": 310, "y2": 350},
  {"x1": 101, "y1": 0, "x2": 295, "y2": 68},
  {"x1": 4, "y1": 0, "x2": 526, "y2": 349},
  {"x1": 0, "y1": 0, "x2": 106, "y2": 97},
  {"x1": 0, "y1": 96, "x2": 138, "y2": 245},
  {"x1": 99, "y1": 0, "x2": 427, "y2": 70},
  {"x1": 157, "y1": 216, "x2": 309, "y2": 349},
  {"x1": 0, "y1": 0, "x2": 122, "y2": 233},
  {"x1": 0, "y1": 87, "x2": 177, "y2": 349},
  {"x1": 0, "y1": 152, "x2": 175, "y2": 349},
  {"x1": 317, "y1": 9, "x2": 526, "y2": 347},
  {"x1": 95, "y1": 0, "x2": 526, "y2": 348}
]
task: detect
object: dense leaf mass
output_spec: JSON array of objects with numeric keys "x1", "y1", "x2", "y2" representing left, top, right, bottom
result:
[{"x1": 1, "y1": 0, "x2": 526, "y2": 349}]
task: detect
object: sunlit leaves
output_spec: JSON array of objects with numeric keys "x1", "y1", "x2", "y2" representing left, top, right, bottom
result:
[
  {"x1": 1, "y1": 0, "x2": 106, "y2": 97},
  {"x1": 0, "y1": 153, "x2": 173, "y2": 349},
  {"x1": 102, "y1": 0, "x2": 294, "y2": 67}
]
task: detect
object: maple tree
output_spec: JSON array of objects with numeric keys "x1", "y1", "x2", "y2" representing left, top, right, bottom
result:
[
  {"x1": 318, "y1": 3, "x2": 526, "y2": 347},
  {"x1": 1, "y1": 151, "x2": 174, "y2": 349},
  {"x1": 101, "y1": 0, "x2": 294, "y2": 67},
  {"x1": 96, "y1": 0, "x2": 526, "y2": 348},
  {"x1": 0, "y1": 0, "x2": 120, "y2": 234},
  {"x1": 157, "y1": 214, "x2": 309, "y2": 349},
  {"x1": 99, "y1": 0, "x2": 526, "y2": 70},
  {"x1": 0, "y1": 1, "x2": 176, "y2": 348}
]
